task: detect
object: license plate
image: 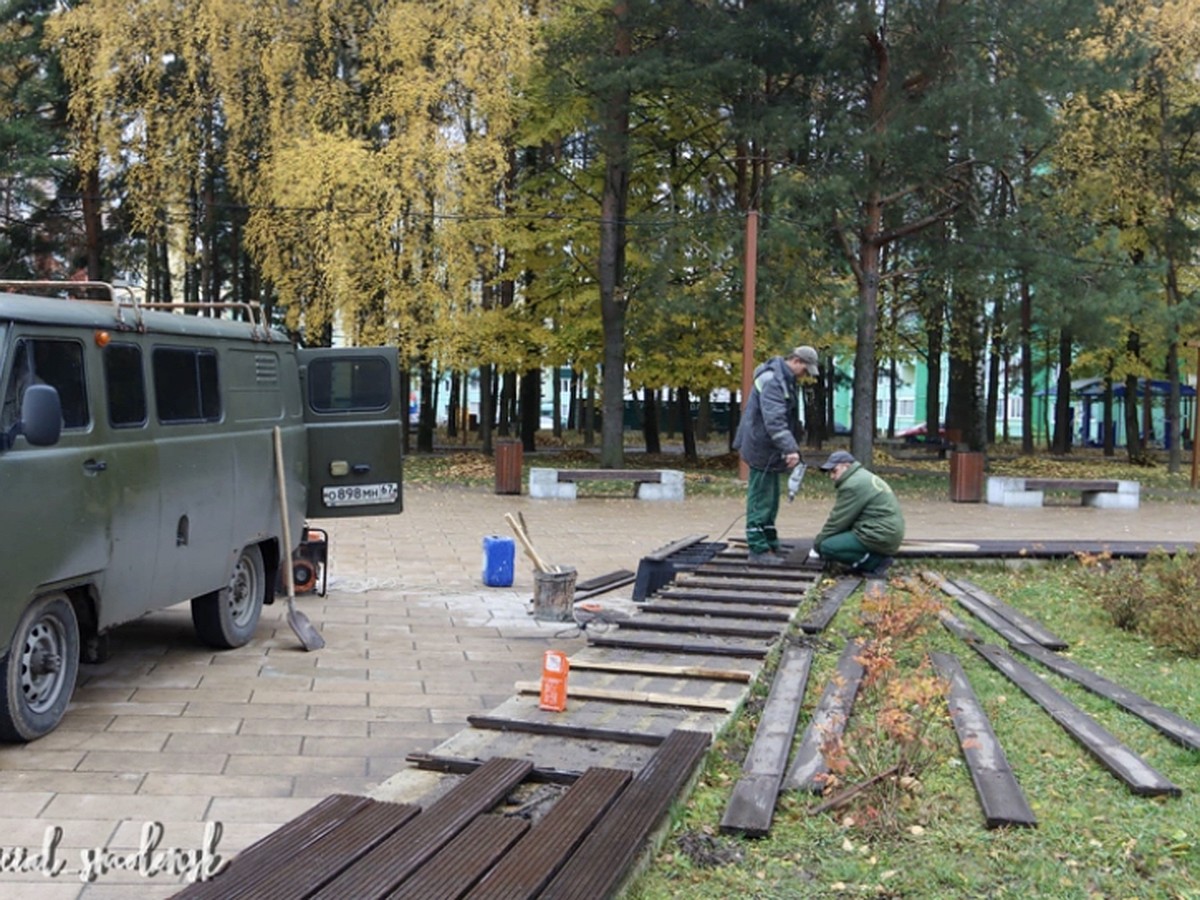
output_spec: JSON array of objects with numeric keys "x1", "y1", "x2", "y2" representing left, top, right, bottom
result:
[{"x1": 322, "y1": 482, "x2": 399, "y2": 508}]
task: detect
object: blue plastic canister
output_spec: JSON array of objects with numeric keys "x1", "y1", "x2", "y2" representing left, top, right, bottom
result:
[{"x1": 482, "y1": 535, "x2": 516, "y2": 587}]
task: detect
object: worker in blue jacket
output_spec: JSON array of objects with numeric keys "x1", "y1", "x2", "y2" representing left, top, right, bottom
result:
[{"x1": 732, "y1": 346, "x2": 819, "y2": 565}]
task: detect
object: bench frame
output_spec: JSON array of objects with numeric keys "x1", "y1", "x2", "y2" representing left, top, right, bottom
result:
[
  {"x1": 986, "y1": 476, "x2": 1139, "y2": 509},
  {"x1": 530, "y1": 466, "x2": 684, "y2": 500}
]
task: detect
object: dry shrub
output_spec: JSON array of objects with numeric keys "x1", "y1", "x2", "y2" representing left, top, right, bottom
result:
[
  {"x1": 1076, "y1": 549, "x2": 1200, "y2": 657},
  {"x1": 814, "y1": 582, "x2": 949, "y2": 836}
]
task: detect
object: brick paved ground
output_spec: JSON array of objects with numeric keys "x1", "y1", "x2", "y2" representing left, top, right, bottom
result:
[{"x1": 0, "y1": 481, "x2": 1194, "y2": 898}]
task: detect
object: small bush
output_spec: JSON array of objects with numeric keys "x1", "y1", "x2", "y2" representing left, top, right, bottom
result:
[{"x1": 1076, "y1": 549, "x2": 1200, "y2": 657}]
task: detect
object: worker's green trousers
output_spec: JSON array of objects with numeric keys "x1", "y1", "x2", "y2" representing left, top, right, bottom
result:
[{"x1": 745, "y1": 467, "x2": 782, "y2": 554}]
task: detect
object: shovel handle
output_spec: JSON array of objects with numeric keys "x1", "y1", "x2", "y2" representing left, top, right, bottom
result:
[
  {"x1": 505, "y1": 513, "x2": 552, "y2": 573},
  {"x1": 273, "y1": 426, "x2": 296, "y2": 600}
]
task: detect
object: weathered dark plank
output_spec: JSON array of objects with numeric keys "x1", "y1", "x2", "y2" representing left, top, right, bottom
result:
[
  {"x1": 538, "y1": 729, "x2": 711, "y2": 900},
  {"x1": 637, "y1": 599, "x2": 794, "y2": 621},
  {"x1": 673, "y1": 574, "x2": 815, "y2": 594},
  {"x1": 216, "y1": 798, "x2": 423, "y2": 900},
  {"x1": 969, "y1": 643, "x2": 1181, "y2": 797},
  {"x1": 720, "y1": 645, "x2": 815, "y2": 837},
  {"x1": 171, "y1": 794, "x2": 376, "y2": 900},
  {"x1": 798, "y1": 576, "x2": 861, "y2": 634},
  {"x1": 408, "y1": 732, "x2": 667, "y2": 782},
  {"x1": 929, "y1": 652, "x2": 1037, "y2": 829},
  {"x1": 1010, "y1": 642, "x2": 1200, "y2": 751},
  {"x1": 938, "y1": 608, "x2": 983, "y2": 643},
  {"x1": 924, "y1": 572, "x2": 1032, "y2": 647},
  {"x1": 306, "y1": 757, "x2": 535, "y2": 900},
  {"x1": 557, "y1": 469, "x2": 662, "y2": 483},
  {"x1": 951, "y1": 578, "x2": 1068, "y2": 649},
  {"x1": 587, "y1": 630, "x2": 772, "y2": 658},
  {"x1": 783, "y1": 639, "x2": 867, "y2": 793},
  {"x1": 567, "y1": 645, "x2": 762, "y2": 681},
  {"x1": 575, "y1": 569, "x2": 636, "y2": 592},
  {"x1": 618, "y1": 612, "x2": 786, "y2": 640},
  {"x1": 655, "y1": 586, "x2": 807, "y2": 605},
  {"x1": 384, "y1": 815, "x2": 528, "y2": 900},
  {"x1": 469, "y1": 710, "x2": 667, "y2": 746},
  {"x1": 643, "y1": 534, "x2": 709, "y2": 561},
  {"x1": 1024, "y1": 478, "x2": 1119, "y2": 492},
  {"x1": 465, "y1": 767, "x2": 633, "y2": 900}
]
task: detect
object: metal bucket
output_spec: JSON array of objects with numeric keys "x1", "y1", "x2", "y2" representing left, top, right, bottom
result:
[{"x1": 532, "y1": 567, "x2": 577, "y2": 621}]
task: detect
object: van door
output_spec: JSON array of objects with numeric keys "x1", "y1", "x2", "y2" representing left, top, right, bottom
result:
[{"x1": 298, "y1": 348, "x2": 403, "y2": 519}]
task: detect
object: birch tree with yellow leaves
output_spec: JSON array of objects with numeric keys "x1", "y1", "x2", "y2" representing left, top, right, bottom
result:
[{"x1": 1053, "y1": 0, "x2": 1200, "y2": 470}]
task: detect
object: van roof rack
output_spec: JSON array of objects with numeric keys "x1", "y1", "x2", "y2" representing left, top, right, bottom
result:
[{"x1": 0, "y1": 280, "x2": 272, "y2": 339}]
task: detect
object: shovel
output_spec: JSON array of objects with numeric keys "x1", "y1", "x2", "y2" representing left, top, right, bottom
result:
[
  {"x1": 505, "y1": 513, "x2": 556, "y2": 573},
  {"x1": 273, "y1": 426, "x2": 326, "y2": 651}
]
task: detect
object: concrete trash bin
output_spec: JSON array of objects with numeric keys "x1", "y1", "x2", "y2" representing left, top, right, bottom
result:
[{"x1": 494, "y1": 438, "x2": 523, "y2": 495}]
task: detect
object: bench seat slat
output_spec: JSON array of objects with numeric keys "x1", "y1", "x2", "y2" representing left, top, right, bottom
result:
[
  {"x1": 556, "y1": 469, "x2": 663, "y2": 483},
  {"x1": 1023, "y1": 479, "x2": 1119, "y2": 492}
]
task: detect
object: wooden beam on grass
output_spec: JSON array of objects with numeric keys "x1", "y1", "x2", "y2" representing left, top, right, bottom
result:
[
  {"x1": 930, "y1": 651, "x2": 1037, "y2": 829},
  {"x1": 720, "y1": 645, "x2": 815, "y2": 837}
]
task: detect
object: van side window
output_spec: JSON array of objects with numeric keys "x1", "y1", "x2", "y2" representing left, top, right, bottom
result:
[
  {"x1": 1, "y1": 338, "x2": 89, "y2": 431},
  {"x1": 308, "y1": 357, "x2": 391, "y2": 412},
  {"x1": 153, "y1": 347, "x2": 221, "y2": 423},
  {"x1": 104, "y1": 343, "x2": 147, "y2": 427}
]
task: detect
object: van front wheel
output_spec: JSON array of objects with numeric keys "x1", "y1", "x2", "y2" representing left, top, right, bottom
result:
[
  {"x1": 191, "y1": 545, "x2": 266, "y2": 649},
  {"x1": 0, "y1": 593, "x2": 81, "y2": 742}
]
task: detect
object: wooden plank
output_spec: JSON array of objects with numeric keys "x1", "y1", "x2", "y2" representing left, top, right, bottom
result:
[
  {"x1": 472, "y1": 693, "x2": 712, "y2": 741},
  {"x1": 386, "y1": 815, "x2": 528, "y2": 900},
  {"x1": 1010, "y1": 642, "x2": 1200, "y2": 751},
  {"x1": 924, "y1": 571, "x2": 1033, "y2": 647},
  {"x1": 557, "y1": 468, "x2": 662, "y2": 483},
  {"x1": 410, "y1": 731, "x2": 671, "y2": 781},
  {"x1": 720, "y1": 645, "x2": 815, "y2": 837},
  {"x1": 575, "y1": 569, "x2": 636, "y2": 591},
  {"x1": 643, "y1": 534, "x2": 709, "y2": 561},
  {"x1": 213, "y1": 798, "x2": 422, "y2": 900},
  {"x1": 514, "y1": 681, "x2": 740, "y2": 712},
  {"x1": 617, "y1": 613, "x2": 786, "y2": 640},
  {"x1": 950, "y1": 578, "x2": 1068, "y2": 649},
  {"x1": 798, "y1": 576, "x2": 860, "y2": 633},
  {"x1": 672, "y1": 573, "x2": 811, "y2": 595},
  {"x1": 969, "y1": 642, "x2": 1181, "y2": 797},
  {"x1": 637, "y1": 599, "x2": 794, "y2": 621},
  {"x1": 929, "y1": 652, "x2": 1037, "y2": 829},
  {"x1": 655, "y1": 586, "x2": 806, "y2": 605},
  {"x1": 567, "y1": 657, "x2": 753, "y2": 682},
  {"x1": 538, "y1": 729, "x2": 711, "y2": 900},
  {"x1": 587, "y1": 630, "x2": 772, "y2": 658},
  {"x1": 171, "y1": 794, "x2": 376, "y2": 900},
  {"x1": 306, "y1": 757, "x2": 535, "y2": 900},
  {"x1": 1024, "y1": 478, "x2": 1119, "y2": 492},
  {"x1": 469, "y1": 714, "x2": 666, "y2": 747},
  {"x1": 783, "y1": 639, "x2": 867, "y2": 793},
  {"x1": 465, "y1": 767, "x2": 633, "y2": 900},
  {"x1": 568, "y1": 646, "x2": 761, "y2": 681}
]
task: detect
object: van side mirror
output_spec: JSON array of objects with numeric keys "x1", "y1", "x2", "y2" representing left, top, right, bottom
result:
[{"x1": 20, "y1": 383, "x2": 62, "y2": 446}]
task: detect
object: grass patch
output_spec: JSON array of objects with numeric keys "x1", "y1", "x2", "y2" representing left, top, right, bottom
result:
[{"x1": 626, "y1": 562, "x2": 1200, "y2": 899}]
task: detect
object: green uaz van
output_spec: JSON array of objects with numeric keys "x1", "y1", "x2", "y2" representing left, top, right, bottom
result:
[{"x1": 0, "y1": 282, "x2": 403, "y2": 741}]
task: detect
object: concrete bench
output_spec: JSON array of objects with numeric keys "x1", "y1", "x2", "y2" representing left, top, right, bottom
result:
[
  {"x1": 529, "y1": 467, "x2": 685, "y2": 500},
  {"x1": 986, "y1": 476, "x2": 1139, "y2": 509}
]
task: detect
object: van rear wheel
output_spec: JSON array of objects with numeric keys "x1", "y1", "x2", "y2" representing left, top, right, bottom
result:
[
  {"x1": 191, "y1": 545, "x2": 266, "y2": 649},
  {"x1": 0, "y1": 593, "x2": 81, "y2": 742}
]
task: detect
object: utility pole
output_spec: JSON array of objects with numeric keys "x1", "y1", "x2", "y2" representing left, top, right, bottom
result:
[{"x1": 739, "y1": 210, "x2": 758, "y2": 481}]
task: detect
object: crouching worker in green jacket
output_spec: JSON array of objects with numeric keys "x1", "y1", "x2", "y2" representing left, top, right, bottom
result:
[{"x1": 810, "y1": 450, "x2": 904, "y2": 576}]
